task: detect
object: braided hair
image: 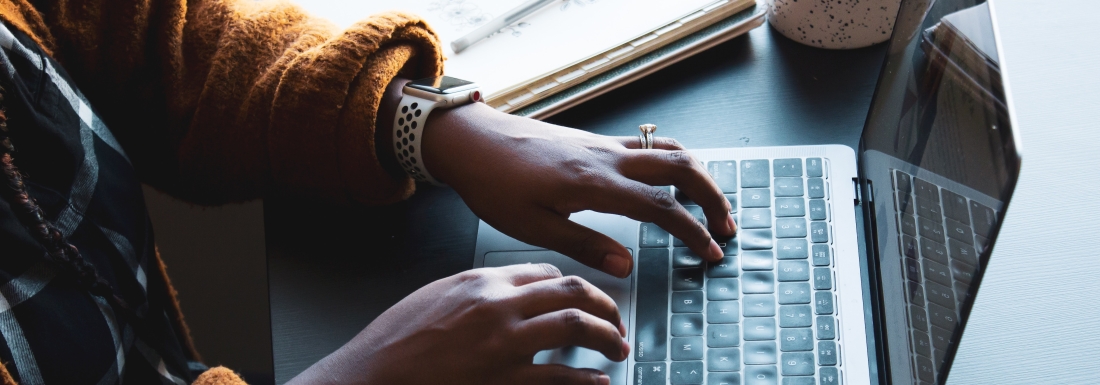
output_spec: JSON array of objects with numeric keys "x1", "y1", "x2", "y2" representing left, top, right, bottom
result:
[{"x1": 0, "y1": 82, "x2": 134, "y2": 320}]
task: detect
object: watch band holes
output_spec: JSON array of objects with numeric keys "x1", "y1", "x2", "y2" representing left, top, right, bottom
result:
[
  {"x1": 415, "y1": 109, "x2": 422, "y2": 117},
  {"x1": 404, "y1": 126, "x2": 410, "y2": 133},
  {"x1": 398, "y1": 118, "x2": 404, "y2": 125},
  {"x1": 406, "y1": 113, "x2": 412, "y2": 121},
  {"x1": 402, "y1": 106, "x2": 408, "y2": 113},
  {"x1": 409, "y1": 145, "x2": 415, "y2": 153},
  {"x1": 396, "y1": 130, "x2": 402, "y2": 138},
  {"x1": 402, "y1": 138, "x2": 408, "y2": 145},
  {"x1": 409, "y1": 134, "x2": 415, "y2": 141},
  {"x1": 411, "y1": 121, "x2": 418, "y2": 129},
  {"x1": 411, "y1": 102, "x2": 418, "y2": 109}
]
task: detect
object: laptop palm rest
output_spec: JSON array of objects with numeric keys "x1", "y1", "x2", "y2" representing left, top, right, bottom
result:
[{"x1": 483, "y1": 250, "x2": 634, "y2": 383}]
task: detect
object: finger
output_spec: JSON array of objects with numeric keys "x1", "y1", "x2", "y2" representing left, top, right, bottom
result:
[
  {"x1": 615, "y1": 135, "x2": 686, "y2": 151},
  {"x1": 516, "y1": 309, "x2": 629, "y2": 361},
  {"x1": 494, "y1": 208, "x2": 634, "y2": 278},
  {"x1": 577, "y1": 178, "x2": 724, "y2": 262},
  {"x1": 511, "y1": 276, "x2": 624, "y2": 336},
  {"x1": 512, "y1": 364, "x2": 609, "y2": 385},
  {"x1": 491, "y1": 263, "x2": 564, "y2": 286},
  {"x1": 620, "y1": 149, "x2": 737, "y2": 238}
]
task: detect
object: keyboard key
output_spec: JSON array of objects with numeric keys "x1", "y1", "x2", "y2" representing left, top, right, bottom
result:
[
  {"x1": 774, "y1": 159, "x2": 803, "y2": 177},
  {"x1": 707, "y1": 256, "x2": 739, "y2": 278},
  {"x1": 744, "y1": 317, "x2": 777, "y2": 342},
  {"x1": 777, "y1": 239, "x2": 808, "y2": 259},
  {"x1": 916, "y1": 198, "x2": 943, "y2": 220},
  {"x1": 949, "y1": 239, "x2": 978, "y2": 266},
  {"x1": 778, "y1": 282, "x2": 811, "y2": 304},
  {"x1": 897, "y1": 193, "x2": 915, "y2": 215},
  {"x1": 909, "y1": 305, "x2": 929, "y2": 332},
  {"x1": 741, "y1": 208, "x2": 773, "y2": 229},
  {"x1": 811, "y1": 245, "x2": 831, "y2": 266},
  {"x1": 709, "y1": 161, "x2": 738, "y2": 193},
  {"x1": 913, "y1": 178, "x2": 939, "y2": 202},
  {"x1": 745, "y1": 365, "x2": 778, "y2": 385},
  {"x1": 904, "y1": 258, "x2": 921, "y2": 282},
  {"x1": 775, "y1": 198, "x2": 806, "y2": 217},
  {"x1": 709, "y1": 372, "x2": 741, "y2": 385},
  {"x1": 816, "y1": 316, "x2": 836, "y2": 340},
  {"x1": 916, "y1": 356, "x2": 935, "y2": 382},
  {"x1": 907, "y1": 281, "x2": 926, "y2": 306},
  {"x1": 708, "y1": 348, "x2": 741, "y2": 372},
  {"x1": 810, "y1": 221, "x2": 829, "y2": 243},
  {"x1": 741, "y1": 160, "x2": 770, "y2": 188},
  {"x1": 776, "y1": 219, "x2": 808, "y2": 238},
  {"x1": 673, "y1": 248, "x2": 704, "y2": 268},
  {"x1": 634, "y1": 363, "x2": 666, "y2": 385},
  {"x1": 708, "y1": 278, "x2": 739, "y2": 300},
  {"x1": 930, "y1": 325, "x2": 952, "y2": 350},
  {"x1": 806, "y1": 158, "x2": 823, "y2": 177},
  {"x1": 814, "y1": 291, "x2": 834, "y2": 315},
  {"x1": 671, "y1": 337, "x2": 705, "y2": 361},
  {"x1": 685, "y1": 205, "x2": 707, "y2": 226},
  {"x1": 779, "y1": 305, "x2": 813, "y2": 328},
  {"x1": 895, "y1": 170, "x2": 912, "y2": 193},
  {"x1": 901, "y1": 235, "x2": 919, "y2": 259},
  {"x1": 707, "y1": 301, "x2": 740, "y2": 324},
  {"x1": 673, "y1": 268, "x2": 704, "y2": 291},
  {"x1": 774, "y1": 178, "x2": 804, "y2": 197},
  {"x1": 671, "y1": 314, "x2": 704, "y2": 336},
  {"x1": 820, "y1": 367, "x2": 841, "y2": 385},
  {"x1": 742, "y1": 272, "x2": 775, "y2": 293},
  {"x1": 634, "y1": 249, "x2": 669, "y2": 362},
  {"x1": 912, "y1": 329, "x2": 932, "y2": 358},
  {"x1": 708, "y1": 324, "x2": 740, "y2": 347},
  {"x1": 807, "y1": 178, "x2": 825, "y2": 199},
  {"x1": 970, "y1": 201, "x2": 996, "y2": 239},
  {"x1": 927, "y1": 302, "x2": 958, "y2": 330},
  {"x1": 672, "y1": 291, "x2": 704, "y2": 313},
  {"x1": 741, "y1": 229, "x2": 775, "y2": 250},
  {"x1": 742, "y1": 188, "x2": 772, "y2": 208},
  {"x1": 743, "y1": 295, "x2": 777, "y2": 317},
  {"x1": 899, "y1": 213, "x2": 917, "y2": 236},
  {"x1": 945, "y1": 218, "x2": 974, "y2": 244},
  {"x1": 919, "y1": 238, "x2": 949, "y2": 265},
  {"x1": 784, "y1": 377, "x2": 815, "y2": 385},
  {"x1": 639, "y1": 222, "x2": 671, "y2": 248},
  {"x1": 670, "y1": 361, "x2": 704, "y2": 385},
  {"x1": 950, "y1": 258, "x2": 976, "y2": 285},
  {"x1": 779, "y1": 328, "x2": 813, "y2": 352},
  {"x1": 924, "y1": 281, "x2": 956, "y2": 310},
  {"x1": 717, "y1": 238, "x2": 739, "y2": 256},
  {"x1": 812, "y1": 268, "x2": 832, "y2": 290},
  {"x1": 778, "y1": 261, "x2": 810, "y2": 282},
  {"x1": 742, "y1": 250, "x2": 775, "y2": 271},
  {"x1": 744, "y1": 341, "x2": 777, "y2": 364},
  {"x1": 818, "y1": 341, "x2": 837, "y2": 365},
  {"x1": 921, "y1": 259, "x2": 951, "y2": 287},
  {"x1": 808, "y1": 199, "x2": 827, "y2": 221},
  {"x1": 675, "y1": 188, "x2": 695, "y2": 206},
  {"x1": 780, "y1": 352, "x2": 815, "y2": 375},
  {"x1": 940, "y1": 188, "x2": 970, "y2": 225}
]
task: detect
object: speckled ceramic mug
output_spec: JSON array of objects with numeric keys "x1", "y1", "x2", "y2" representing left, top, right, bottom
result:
[{"x1": 767, "y1": 0, "x2": 902, "y2": 49}]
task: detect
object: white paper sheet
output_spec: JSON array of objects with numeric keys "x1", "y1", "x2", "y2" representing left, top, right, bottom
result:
[{"x1": 293, "y1": 0, "x2": 715, "y2": 95}]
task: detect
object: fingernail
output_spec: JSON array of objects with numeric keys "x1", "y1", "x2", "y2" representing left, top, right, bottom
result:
[
  {"x1": 603, "y1": 254, "x2": 631, "y2": 277},
  {"x1": 708, "y1": 239, "x2": 723, "y2": 260},
  {"x1": 619, "y1": 320, "x2": 627, "y2": 337},
  {"x1": 726, "y1": 214, "x2": 737, "y2": 235},
  {"x1": 621, "y1": 340, "x2": 631, "y2": 360},
  {"x1": 598, "y1": 374, "x2": 611, "y2": 385}
]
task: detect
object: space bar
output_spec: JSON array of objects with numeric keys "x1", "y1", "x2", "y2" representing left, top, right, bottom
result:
[{"x1": 634, "y1": 248, "x2": 669, "y2": 362}]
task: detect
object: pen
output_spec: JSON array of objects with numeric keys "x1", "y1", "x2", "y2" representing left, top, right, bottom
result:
[{"x1": 450, "y1": 0, "x2": 561, "y2": 53}]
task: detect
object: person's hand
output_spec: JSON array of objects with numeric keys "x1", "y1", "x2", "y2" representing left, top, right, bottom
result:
[
  {"x1": 422, "y1": 102, "x2": 737, "y2": 278},
  {"x1": 287, "y1": 264, "x2": 628, "y2": 385}
]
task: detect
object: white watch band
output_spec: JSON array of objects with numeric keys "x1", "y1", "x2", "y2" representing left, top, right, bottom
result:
[{"x1": 392, "y1": 94, "x2": 444, "y2": 186}]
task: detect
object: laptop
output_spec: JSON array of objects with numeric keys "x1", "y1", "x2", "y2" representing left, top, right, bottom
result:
[{"x1": 473, "y1": 1, "x2": 1020, "y2": 384}]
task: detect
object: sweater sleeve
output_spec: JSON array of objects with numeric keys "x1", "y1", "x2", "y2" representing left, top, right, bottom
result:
[
  {"x1": 0, "y1": 0, "x2": 443, "y2": 205},
  {"x1": 193, "y1": 366, "x2": 249, "y2": 385}
]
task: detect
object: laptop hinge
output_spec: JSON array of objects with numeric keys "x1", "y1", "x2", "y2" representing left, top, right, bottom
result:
[{"x1": 851, "y1": 178, "x2": 862, "y2": 205}]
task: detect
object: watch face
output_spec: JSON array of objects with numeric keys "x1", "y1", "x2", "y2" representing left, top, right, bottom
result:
[{"x1": 407, "y1": 76, "x2": 478, "y2": 94}]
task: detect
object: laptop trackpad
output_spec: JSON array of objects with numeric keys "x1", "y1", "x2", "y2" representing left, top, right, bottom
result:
[{"x1": 483, "y1": 250, "x2": 633, "y2": 383}]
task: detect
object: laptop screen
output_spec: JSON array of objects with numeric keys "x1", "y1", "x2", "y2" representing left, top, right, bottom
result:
[{"x1": 857, "y1": 0, "x2": 1021, "y2": 383}]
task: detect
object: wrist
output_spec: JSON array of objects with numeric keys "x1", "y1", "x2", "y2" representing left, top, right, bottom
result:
[{"x1": 375, "y1": 77, "x2": 410, "y2": 178}]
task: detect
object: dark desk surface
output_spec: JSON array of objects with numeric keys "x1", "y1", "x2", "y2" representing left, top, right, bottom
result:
[{"x1": 265, "y1": 25, "x2": 888, "y2": 384}]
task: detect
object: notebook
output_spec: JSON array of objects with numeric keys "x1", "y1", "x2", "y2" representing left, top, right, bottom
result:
[
  {"x1": 296, "y1": 0, "x2": 764, "y2": 117},
  {"x1": 472, "y1": 0, "x2": 1023, "y2": 384}
]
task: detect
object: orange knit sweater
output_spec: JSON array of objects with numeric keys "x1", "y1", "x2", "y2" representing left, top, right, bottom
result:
[{"x1": 0, "y1": 0, "x2": 444, "y2": 383}]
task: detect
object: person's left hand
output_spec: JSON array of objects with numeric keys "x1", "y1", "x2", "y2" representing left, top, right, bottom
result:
[{"x1": 421, "y1": 102, "x2": 737, "y2": 278}]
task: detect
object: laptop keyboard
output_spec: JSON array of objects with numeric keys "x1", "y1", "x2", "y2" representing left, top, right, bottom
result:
[
  {"x1": 633, "y1": 158, "x2": 843, "y2": 385},
  {"x1": 891, "y1": 170, "x2": 995, "y2": 383}
]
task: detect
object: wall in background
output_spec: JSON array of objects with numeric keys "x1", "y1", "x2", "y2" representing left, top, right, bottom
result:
[{"x1": 142, "y1": 185, "x2": 273, "y2": 381}]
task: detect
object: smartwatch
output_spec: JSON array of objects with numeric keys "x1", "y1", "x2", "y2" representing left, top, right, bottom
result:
[{"x1": 393, "y1": 76, "x2": 483, "y2": 186}]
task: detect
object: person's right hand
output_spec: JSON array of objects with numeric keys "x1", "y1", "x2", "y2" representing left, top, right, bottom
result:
[{"x1": 286, "y1": 263, "x2": 629, "y2": 385}]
